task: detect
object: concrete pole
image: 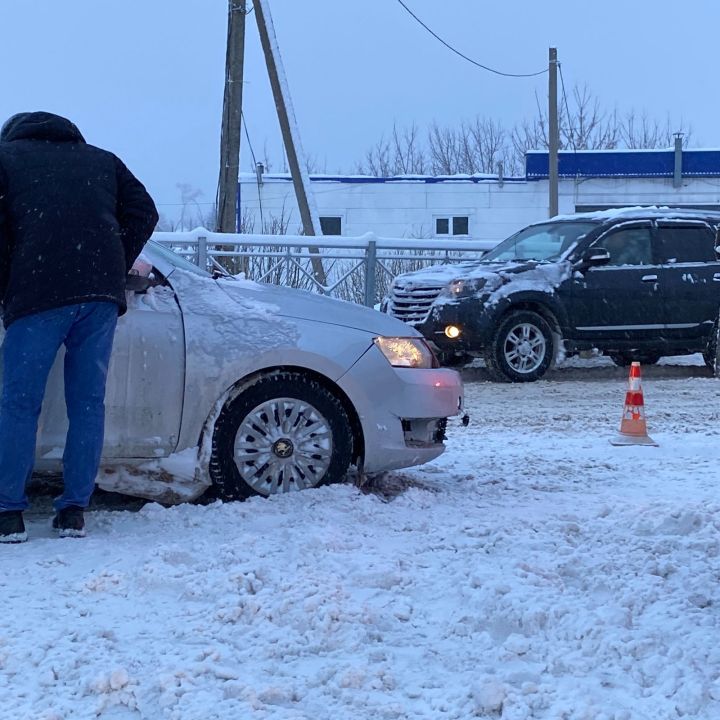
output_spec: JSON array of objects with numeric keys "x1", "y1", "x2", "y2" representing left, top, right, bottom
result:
[
  {"x1": 254, "y1": 0, "x2": 326, "y2": 287},
  {"x1": 673, "y1": 133, "x2": 683, "y2": 188},
  {"x1": 548, "y1": 47, "x2": 559, "y2": 217},
  {"x1": 217, "y1": 1, "x2": 246, "y2": 233}
]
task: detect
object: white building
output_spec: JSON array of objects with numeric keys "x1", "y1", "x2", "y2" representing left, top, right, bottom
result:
[{"x1": 238, "y1": 148, "x2": 720, "y2": 245}]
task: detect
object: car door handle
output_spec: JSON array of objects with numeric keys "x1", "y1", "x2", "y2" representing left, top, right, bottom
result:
[
  {"x1": 641, "y1": 275, "x2": 658, "y2": 282},
  {"x1": 714, "y1": 273, "x2": 720, "y2": 282}
]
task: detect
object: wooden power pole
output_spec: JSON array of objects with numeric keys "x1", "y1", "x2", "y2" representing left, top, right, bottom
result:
[
  {"x1": 548, "y1": 47, "x2": 559, "y2": 218},
  {"x1": 254, "y1": 0, "x2": 327, "y2": 287},
  {"x1": 217, "y1": 1, "x2": 246, "y2": 233}
]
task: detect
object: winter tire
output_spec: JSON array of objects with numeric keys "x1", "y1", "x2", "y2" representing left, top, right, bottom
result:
[
  {"x1": 209, "y1": 372, "x2": 353, "y2": 500},
  {"x1": 484, "y1": 310, "x2": 554, "y2": 382},
  {"x1": 609, "y1": 353, "x2": 661, "y2": 368},
  {"x1": 702, "y1": 311, "x2": 720, "y2": 377}
]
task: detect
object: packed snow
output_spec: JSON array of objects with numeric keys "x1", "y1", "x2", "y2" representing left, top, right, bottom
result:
[{"x1": 2, "y1": 362, "x2": 719, "y2": 719}]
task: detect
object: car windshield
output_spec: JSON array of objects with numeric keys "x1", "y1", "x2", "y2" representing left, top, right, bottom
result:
[
  {"x1": 482, "y1": 221, "x2": 599, "y2": 262},
  {"x1": 145, "y1": 240, "x2": 212, "y2": 277}
]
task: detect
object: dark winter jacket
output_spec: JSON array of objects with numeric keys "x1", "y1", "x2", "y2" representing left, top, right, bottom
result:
[{"x1": 0, "y1": 111, "x2": 159, "y2": 327}]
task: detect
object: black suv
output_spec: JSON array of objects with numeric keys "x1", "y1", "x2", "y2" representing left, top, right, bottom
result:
[{"x1": 385, "y1": 208, "x2": 720, "y2": 381}]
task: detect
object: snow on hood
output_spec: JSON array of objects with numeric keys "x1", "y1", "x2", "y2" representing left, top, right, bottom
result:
[
  {"x1": 217, "y1": 277, "x2": 421, "y2": 337},
  {"x1": 395, "y1": 259, "x2": 574, "y2": 307}
]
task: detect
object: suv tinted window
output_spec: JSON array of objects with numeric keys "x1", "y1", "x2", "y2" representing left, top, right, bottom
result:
[
  {"x1": 594, "y1": 227, "x2": 652, "y2": 266},
  {"x1": 656, "y1": 225, "x2": 716, "y2": 263}
]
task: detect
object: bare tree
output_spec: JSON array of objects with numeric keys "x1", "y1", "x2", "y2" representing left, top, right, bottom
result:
[
  {"x1": 427, "y1": 122, "x2": 461, "y2": 174},
  {"x1": 512, "y1": 83, "x2": 692, "y2": 164},
  {"x1": 356, "y1": 123, "x2": 428, "y2": 175},
  {"x1": 619, "y1": 110, "x2": 692, "y2": 148}
]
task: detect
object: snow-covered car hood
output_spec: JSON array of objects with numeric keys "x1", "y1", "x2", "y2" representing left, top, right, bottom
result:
[
  {"x1": 216, "y1": 278, "x2": 422, "y2": 336},
  {"x1": 394, "y1": 259, "x2": 541, "y2": 288},
  {"x1": 393, "y1": 259, "x2": 575, "y2": 309}
]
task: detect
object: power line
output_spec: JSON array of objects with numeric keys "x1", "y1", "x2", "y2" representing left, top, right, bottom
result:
[
  {"x1": 395, "y1": 0, "x2": 547, "y2": 78},
  {"x1": 241, "y1": 111, "x2": 258, "y2": 167},
  {"x1": 241, "y1": 111, "x2": 264, "y2": 229},
  {"x1": 558, "y1": 62, "x2": 577, "y2": 152}
]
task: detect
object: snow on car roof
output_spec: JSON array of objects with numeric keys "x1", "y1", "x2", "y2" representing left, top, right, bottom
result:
[{"x1": 549, "y1": 206, "x2": 720, "y2": 223}]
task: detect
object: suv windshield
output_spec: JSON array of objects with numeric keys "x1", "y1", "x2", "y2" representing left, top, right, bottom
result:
[{"x1": 482, "y1": 221, "x2": 599, "y2": 262}]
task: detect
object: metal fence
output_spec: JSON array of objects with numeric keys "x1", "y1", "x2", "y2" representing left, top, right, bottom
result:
[{"x1": 152, "y1": 228, "x2": 495, "y2": 307}]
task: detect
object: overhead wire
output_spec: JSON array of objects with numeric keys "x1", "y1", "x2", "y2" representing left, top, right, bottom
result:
[
  {"x1": 395, "y1": 0, "x2": 547, "y2": 78},
  {"x1": 558, "y1": 62, "x2": 577, "y2": 153},
  {"x1": 242, "y1": 111, "x2": 264, "y2": 229}
]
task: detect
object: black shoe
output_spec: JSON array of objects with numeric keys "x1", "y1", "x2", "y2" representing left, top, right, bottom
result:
[
  {"x1": 0, "y1": 511, "x2": 27, "y2": 543},
  {"x1": 52, "y1": 506, "x2": 86, "y2": 538}
]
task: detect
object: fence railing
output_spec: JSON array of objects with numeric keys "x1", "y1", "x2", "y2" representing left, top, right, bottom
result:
[{"x1": 152, "y1": 228, "x2": 495, "y2": 307}]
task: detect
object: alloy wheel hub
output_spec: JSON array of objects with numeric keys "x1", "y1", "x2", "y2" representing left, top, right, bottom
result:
[{"x1": 504, "y1": 323, "x2": 546, "y2": 373}]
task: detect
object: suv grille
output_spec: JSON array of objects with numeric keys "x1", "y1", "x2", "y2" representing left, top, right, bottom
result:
[{"x1": 388, "y1": 283, "x2": 444, "y2": 324}]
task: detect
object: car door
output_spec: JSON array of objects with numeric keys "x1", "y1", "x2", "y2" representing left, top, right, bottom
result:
[
  {"x1": 654, "y1": 221, "x2": 720, "y2": 344},
  {"x1": 567, "y1": 222, "x2": 664, "y2": 345},
  {"x1": 35, "y1": 282, "x2": 186, "y2": 462}
]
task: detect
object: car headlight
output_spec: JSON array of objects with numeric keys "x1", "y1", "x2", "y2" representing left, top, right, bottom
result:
[
  {"x1": 447, "y1": 279, "x2": 466, "y2": 296},
  {"x1": 374, "y1": 337, "x2": 438, "y2": 369},
  {"x1": 439, "y1": 275, "x2": 504, "y2": 299}
]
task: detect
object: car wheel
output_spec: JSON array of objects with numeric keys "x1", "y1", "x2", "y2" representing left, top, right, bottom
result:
[
  {"x1": 703, "y1": 313, "x2": 720, "y2": 377},
  {"x1": 608, "y1": 353, "x2": 661, "y2": 367},
  {"x1": 484, "y1": 310, "x2": 554, "y2": 382},
  {"x1": 209, "y1": 372, "x2": 353, "y2": 500}
]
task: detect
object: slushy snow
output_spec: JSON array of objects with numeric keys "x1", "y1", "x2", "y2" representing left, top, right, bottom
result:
[{"x1": 1, "y1": 367, "x2": 719, "y2": 719}]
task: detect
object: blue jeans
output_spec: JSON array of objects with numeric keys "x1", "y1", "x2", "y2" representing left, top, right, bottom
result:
[{"x1": 0, "y1": 302, "x2": 118, "y2": 512}]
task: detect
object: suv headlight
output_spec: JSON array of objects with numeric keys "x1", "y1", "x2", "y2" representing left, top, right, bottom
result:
[{"x1": 374, "y1": 337, "x2": 438, "y2": 369}]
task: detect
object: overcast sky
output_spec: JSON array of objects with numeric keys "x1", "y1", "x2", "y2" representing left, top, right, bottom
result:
[{"x1": 1, "y1": 0, "x2": 717, "y2": 223}]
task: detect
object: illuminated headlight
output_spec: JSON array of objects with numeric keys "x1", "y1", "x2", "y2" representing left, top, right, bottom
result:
[
  {"x1": 447, "y1": 279, "x2": 466, "y2": 295},
  {"x1": 444, "y1": 325, "x2": 461, "y2": 339},
  {"x1": 374, "y1": 337, "x2": 437, "y2": 369}
]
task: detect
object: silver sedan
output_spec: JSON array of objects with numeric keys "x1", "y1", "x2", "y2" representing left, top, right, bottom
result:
[{"x1": 15, "y1": 241, "x2": 464, "y2": 503}]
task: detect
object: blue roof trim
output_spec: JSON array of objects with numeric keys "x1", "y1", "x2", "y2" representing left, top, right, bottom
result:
[
  {"x1": 526, "y1": 149, "x2": 720, "y2": 179},
  {"x1": 260, "y1": 174, "x2": 528, "y2": 184}
]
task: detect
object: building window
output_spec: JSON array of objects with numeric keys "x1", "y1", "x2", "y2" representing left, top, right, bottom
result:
[
  {"x1": 452, "y1": 216, "x2": 469, "y2": 236},
  {"x1": 320, "y1": 216, "x2": 342, "y2": 235},
  {"x1": 435, "y1": 216, "x2": 469, "y2": 236}
]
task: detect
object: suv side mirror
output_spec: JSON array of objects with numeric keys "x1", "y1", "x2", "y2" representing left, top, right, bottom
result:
[{"x1": 579, "y1": 247, "x2": 611, "y2": 270}]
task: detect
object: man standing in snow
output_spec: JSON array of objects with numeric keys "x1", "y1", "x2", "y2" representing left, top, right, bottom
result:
[{"x1": 0, "y1": 111, "x2": 158, "y2": 542}]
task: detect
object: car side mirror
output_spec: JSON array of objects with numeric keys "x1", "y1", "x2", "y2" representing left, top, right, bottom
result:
[
  {"x1": 126, "y1": 274, "x2": 152, "y2": 293},
  {"x1": 578, "y1": 247, "x2": 611, "y2": 270}
]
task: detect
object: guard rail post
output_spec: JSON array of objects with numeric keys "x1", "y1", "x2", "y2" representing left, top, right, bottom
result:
[
  {"x1": 364, "y1": 238, "x2": 377, "y2": 308},
  {"x1": 197, "y1": 234, "x2": 208, "y2": 271}
]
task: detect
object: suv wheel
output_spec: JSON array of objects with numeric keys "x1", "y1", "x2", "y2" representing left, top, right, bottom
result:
[
  {"x1": 609, "y1": 353, "x2": 661, "y2": 367},
  {"x1": 209, "y1": 372, "x2": 353, "y2": 500},
  {"x1": 703, "y1": 312, "x2": 720, "y2": 377},
  {"x1": 484, "y1": 310, "x2": 554, "y2": 382}
]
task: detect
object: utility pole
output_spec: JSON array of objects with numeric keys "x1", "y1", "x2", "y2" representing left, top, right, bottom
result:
[
  {"x1": 548, "y1": 47, "x2": 559, "y2": 218},
  {"x1": 254, "y1": 0, "x2": 326, "y2": 287},
  {"x1": 217, "y1": 0, "x2": 246, "y2": 233}
]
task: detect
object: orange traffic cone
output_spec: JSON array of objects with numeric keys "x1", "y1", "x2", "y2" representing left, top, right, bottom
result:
[{"x1": 610, "y1": 361, "x2": 658, "y2": 446}]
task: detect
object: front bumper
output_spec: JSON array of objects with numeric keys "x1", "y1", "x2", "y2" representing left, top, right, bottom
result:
[
  {"x1": 337, "y1": 345, "x2": 463, "y2": 473},
  {"x1": 409, "y1": 301, "x2": 492, "y2": 357}
]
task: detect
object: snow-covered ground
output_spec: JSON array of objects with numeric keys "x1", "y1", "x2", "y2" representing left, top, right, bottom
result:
[{"x1": 2, "y1": 361, "x2": 719, "y2": 719}]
